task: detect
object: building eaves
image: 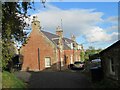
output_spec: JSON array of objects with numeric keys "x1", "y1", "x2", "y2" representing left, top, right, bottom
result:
[{"x1": 100, "y1": 40, "x2": 120, "y2": 54}]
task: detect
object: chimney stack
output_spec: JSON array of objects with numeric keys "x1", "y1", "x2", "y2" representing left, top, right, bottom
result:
[
  {"x1": 71, "y1": 34, "x2": 75, "y2": 41},
  {"x1": 31, "y1": 16, "x2": 41, "y2": 32},
  {"x1": 56, "y1": 26, "x2": 63, "y2": 37}
]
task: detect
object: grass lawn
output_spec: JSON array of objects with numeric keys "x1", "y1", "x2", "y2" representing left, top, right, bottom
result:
[{"x1": 2, "y1": 71, "x2": 26, "y2": 88}]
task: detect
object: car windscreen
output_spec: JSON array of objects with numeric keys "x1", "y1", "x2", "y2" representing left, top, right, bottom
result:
[{"x1": 74, "y1": 62, "x2": 82, "y2": 64}]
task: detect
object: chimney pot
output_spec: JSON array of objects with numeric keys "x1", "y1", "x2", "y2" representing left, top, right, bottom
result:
[{"x1": 31, "y1": 16, "x2": 41, "y2": 31}]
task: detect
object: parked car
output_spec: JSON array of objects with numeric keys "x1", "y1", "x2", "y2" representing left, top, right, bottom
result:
[
  {"x1": 68, "y1": 61, "x2": 84, "y2": 70},
  {"x1": 90, "y1": 59, "x2": 101, "y2": 68}
]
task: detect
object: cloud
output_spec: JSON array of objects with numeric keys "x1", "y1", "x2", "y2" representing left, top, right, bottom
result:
[
  {"x1": 106, "y1": 25, "x2": 118, "y2": 32},
  {"x1": 27, "y1": 4, "x2": 103, "y2": 37},
  {"x1": 105, "y1": 16, "x2": 118, "y2": 24},
  {"x1": 85, "y1": 26, "x2": 118, "y2": 43},
  {"x1": 26, "y1": 4, "x2": 118, "y2": 44},
  {"x1": 109, "y1": 32, "x2": 118, "y2": 41},
  {"x1": 85, "y1": 27, "x2": 111, "y2": 42}
]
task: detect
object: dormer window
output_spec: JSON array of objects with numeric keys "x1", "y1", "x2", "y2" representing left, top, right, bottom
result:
[
  {"x1": 71, "y1": 43, "x2": 73, "y2": 49},
  {"x1": 65, "y1": 40, "x2": 68, "y2": 44}
]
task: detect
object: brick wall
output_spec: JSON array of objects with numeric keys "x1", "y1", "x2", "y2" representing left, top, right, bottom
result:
[
  {"x1": 20, "y1": 18, "x2": 81, "y2": 71},
  {"x1": 20, "y1": 21, "x2": 57, "y2": 71},
  {"x1": 64, "y1": 50, "x2": 81, "y2": 65}
]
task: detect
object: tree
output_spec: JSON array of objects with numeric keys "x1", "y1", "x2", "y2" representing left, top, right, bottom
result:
[
  {"x1": 0, "y1": 1, "x2": 2, "y2": 70},
  {"x1": 1, "y1": 1, "x2": 34, "y2": 70},
  {"x1": 1, "y1": 1, "x2": 46, "y2": 71},
  {"x1": 84, "y1": 46, "x2": 102, "y2": 61},
  {"x1": 80, "y1": 50, "x2": 85, "y2": 62},
  {"x1": 80, "y1": 44, "x2": 85, "y2": 62}
]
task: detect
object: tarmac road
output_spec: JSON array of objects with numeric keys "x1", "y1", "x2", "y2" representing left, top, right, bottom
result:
[{"x1": 14, "y1": 71, "x2": 92, "y2": 88}]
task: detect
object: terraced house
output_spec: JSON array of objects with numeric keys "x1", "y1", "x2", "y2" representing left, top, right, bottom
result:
[{"x1": 20, "y1": 16, "x2": 82, "y2": 71}]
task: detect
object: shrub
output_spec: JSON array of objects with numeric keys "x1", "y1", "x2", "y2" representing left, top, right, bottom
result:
[{"x1": 2, "y1": 71, "x2": 26, "y2": 88}]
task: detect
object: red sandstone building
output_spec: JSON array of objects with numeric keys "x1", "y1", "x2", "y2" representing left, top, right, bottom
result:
[{"x1": 20, "y1": 16, "x2": 82, "y2": 71}]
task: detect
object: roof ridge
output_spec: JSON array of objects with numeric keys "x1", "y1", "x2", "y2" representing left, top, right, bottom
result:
[
  {"x1": 41, "y1": 30, "x2": 59, "y2": 37},
  {"x1": 41, "y1": 30, "x2": 73, "y2": 41},
  {"x1": 100, "y1": 40, "x2": 120, "y2": 54}
]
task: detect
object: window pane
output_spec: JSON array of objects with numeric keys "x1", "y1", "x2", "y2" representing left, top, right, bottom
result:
[
  {"x1": 109, "y1": 57, "x2": 115, "y2": 75},
  {"x1": 45, "y1": 57, "x2": 51, "y2": 67},
  {"x1": 112, "y1": 65, "x2": 115, "y2": 72}
]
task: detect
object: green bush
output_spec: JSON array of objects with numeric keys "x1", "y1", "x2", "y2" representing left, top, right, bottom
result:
[{"x1": 2, "y1": 71, "x2": 26, "y2": 88}]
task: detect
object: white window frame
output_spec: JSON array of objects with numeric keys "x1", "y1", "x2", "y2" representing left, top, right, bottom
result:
[
  {"x1": 45, "y1": 57, "x2": 51, "y2": 68},
  {"x1": 70, "y1": 55, "x2": 73, "y2": 64},
  {"x1": 61, "y1": 57, "x2": 64, "y2": 66},
  {"x1": 109, "y1": 58, "x2": 115, "y2": 75}
]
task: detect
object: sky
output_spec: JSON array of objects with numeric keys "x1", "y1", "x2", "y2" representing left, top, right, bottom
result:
[{"x1": 24, "y1": 1, "x2": 118, "y2": 49}]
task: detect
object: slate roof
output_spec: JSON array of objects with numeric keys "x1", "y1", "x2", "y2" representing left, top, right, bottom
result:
[
  {"x1": 41, "y1": 30, "x2": 74, "y2": 50},
  {"x1": 100, "y1": 40, "x2": 120, "y2": 54}
]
